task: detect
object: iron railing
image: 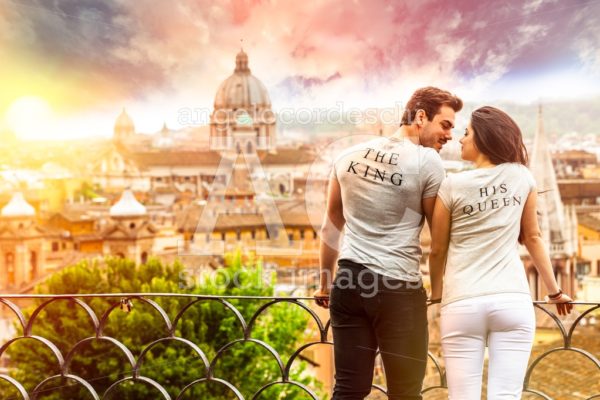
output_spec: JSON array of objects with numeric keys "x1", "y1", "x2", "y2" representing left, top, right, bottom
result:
[{"x1": 0, "y1": 294, "x2": 598, "y2": 399}]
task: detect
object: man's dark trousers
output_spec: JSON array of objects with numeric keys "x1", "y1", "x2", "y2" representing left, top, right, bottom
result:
[{"x1": 330, "y1": 260, "x2": 428, "y2": 400}]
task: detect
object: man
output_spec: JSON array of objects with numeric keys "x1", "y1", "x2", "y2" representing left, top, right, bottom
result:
[{"x1": 314, "y1": 87, "x2": 463, "y2": 399}]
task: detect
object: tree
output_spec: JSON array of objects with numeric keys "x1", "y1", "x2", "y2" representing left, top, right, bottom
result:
[
  {"x1": 3, "y1": 253, "x2": 323, "y2": 399},
  {"x1": 75, "y1": 181, "x2": 100, "y2": 201}
]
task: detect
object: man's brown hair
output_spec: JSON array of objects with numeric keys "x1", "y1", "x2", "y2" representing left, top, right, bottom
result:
[{"x1": 400, "y1": 86, "x2": 463, "y2": 125}]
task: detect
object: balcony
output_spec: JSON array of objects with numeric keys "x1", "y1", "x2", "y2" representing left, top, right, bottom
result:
[{"x1": 0, "y1": 294, "x2": 598, "y2": 399}]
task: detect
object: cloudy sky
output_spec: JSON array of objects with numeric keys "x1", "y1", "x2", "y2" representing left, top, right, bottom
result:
[{"x1": 1, "y1": 0, "x2": 599, "y2": 140}]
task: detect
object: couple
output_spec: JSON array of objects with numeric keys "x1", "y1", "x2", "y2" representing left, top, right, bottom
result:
[{"x1": 314, "y1": 87, "x2": 573, "y2": 400}]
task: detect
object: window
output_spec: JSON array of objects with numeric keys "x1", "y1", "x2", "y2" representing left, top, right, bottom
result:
[
  {"x1": 51, "y1": 242, "x2": 59, "y2": 252},
  {"x1": 576, "y1": 262, "x2": 590, "y2": 280},
  {"x1": 30, "y1": 251, "x2": 37, "y2": 281},
  {"x1": 267, "y1": 227, "x2": 279, "y2": 239},
  {"x1": 6, "y1": 252, "x2": 15, "y2": 286}
]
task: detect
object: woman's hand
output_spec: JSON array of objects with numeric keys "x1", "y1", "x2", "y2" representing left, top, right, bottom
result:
[
  {"x1": 544, "y1": 293, "x2": 574, "y2": 316},
  {"x1": 427, "y1": 298, "x2": 442, "y2": 307},
  {"x1": 314, "y1": 288, "x2": 330, "y2": 309}
]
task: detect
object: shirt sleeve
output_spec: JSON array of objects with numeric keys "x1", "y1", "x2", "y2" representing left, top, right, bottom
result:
[
  {"x1": 523, "y1": 166, "x2": 537, "y2": 192},
  {"x1": 331, "y1": 151, "x2": 346, "y2": 180},
  {"x1": 422, "y1": 149, "x2": 446, "y2": 199},
  {"x1": 437, "y1": 176, "x2": 452, "y2": 210},
  {"x1": 330, "y1": 161, "x2": 338, "y2": 179}
]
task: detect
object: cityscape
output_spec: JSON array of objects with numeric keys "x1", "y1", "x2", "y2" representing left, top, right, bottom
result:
[{"x1": 1, "y1": 0, "x2": 600, "y2": 399}]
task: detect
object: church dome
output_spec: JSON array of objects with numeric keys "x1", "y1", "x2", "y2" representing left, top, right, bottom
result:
[
  {"x1": 110, "y1": 189, "x2": 146, "y2": 217},
  {"x1": 1, "y1": 192, "x2": 35, "y2": 217},
  {"x1": 114, "y1": 108, "x2": 135, "y2": 136},
  {"x1": 214, "y1": 50, "x2": 271, "y2": 110}
]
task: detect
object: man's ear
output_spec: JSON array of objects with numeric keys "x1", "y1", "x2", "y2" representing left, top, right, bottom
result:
[{"x1": 415, "y1": 109, "x2": 427, "y2": 126}]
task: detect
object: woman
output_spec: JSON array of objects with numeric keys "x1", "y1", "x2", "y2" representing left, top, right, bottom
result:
[{"x1": 428, "y1": 106, "x2": 573, "y2": 399}]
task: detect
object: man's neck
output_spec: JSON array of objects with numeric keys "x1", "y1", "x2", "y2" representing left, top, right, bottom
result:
[{"x1": 391, "y1": 125, "x2": 420, "y2": 146}]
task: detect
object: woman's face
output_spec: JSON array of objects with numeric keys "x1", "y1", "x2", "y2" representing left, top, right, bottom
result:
[{"x1": 459, "y1": 122, "x2": 480, "y2": 162}]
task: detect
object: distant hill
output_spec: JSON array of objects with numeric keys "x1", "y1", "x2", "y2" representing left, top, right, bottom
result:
[
  {"x1": 276, "y1": 97, "x2": 600, "y2": 139},
  {"x1": 464, "y1": 98, "x2": 600, "y2": 137}
]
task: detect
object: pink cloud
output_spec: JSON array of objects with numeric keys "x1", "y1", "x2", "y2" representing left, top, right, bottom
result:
[{"x1": 2, "y1": 0, "x2": 599, "y2": 113}]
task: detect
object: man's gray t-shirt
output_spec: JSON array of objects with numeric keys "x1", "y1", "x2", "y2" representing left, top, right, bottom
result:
[
  {"x1": 437, "y1": 163, "x2": 535, "y2": 305},
  {"x1": 333, "y1": 137, "x2": 445, "y2": 281}
]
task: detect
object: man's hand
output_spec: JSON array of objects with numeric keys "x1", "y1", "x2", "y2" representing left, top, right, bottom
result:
[{"x1": 314, "y1": 288, "x2": 330, "y2": 309}]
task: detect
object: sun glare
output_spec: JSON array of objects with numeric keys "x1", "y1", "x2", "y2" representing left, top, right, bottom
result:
[{"x1": 5, "y1": 96, "x2": 54, "y2": 140}]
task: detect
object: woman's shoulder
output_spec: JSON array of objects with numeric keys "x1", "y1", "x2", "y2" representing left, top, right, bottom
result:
[
  {"x1": 500, "y1": 163, "x2": 534, "y2": 179},
  {"x1": 444, "y1": 168, "x2": 480, "y2": 183},
  {"x1": 453, "y1": 162, "x2": 528, "y2": 176}
]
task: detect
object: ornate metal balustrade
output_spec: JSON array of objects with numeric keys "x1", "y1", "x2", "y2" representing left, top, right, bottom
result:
[{"x1": 0, "y1": 294, "x2": 598, "y2": 399}]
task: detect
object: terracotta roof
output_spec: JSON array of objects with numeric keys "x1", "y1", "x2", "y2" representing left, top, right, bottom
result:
[
  {"x1": 553, "y1": 150, "x2": 597, "y2": 161},
  {"x1": 176, "y1": 199, "x2": 322, "y2": 232},
  {"x1": 50, "y1": 210, "x2": 96, "y2": 223},
  {"x1": 72, "y1": 233, "x2": 103, "y2": 241},
  {"x1": 259, "y1": 147, "x2": 320, "y2": 165},
  {"x1": 578, "y1": 213, "x2": 600, "y2": 232},
  {"x1": 211, "y1": 188, "x2": 256, "y2": 197},
  {"x1": 119, "y1": 144, "x2": 321, "y2": 169},
  {"x1": 127, "y1": 150, "x2": 225, "y2": 168}
]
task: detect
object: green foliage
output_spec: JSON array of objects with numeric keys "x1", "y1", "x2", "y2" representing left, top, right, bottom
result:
[
  {"x1": 6, "y1": 253, "x2": 322, "y2": 399},
  {"x1": 75, "y1": 181, "x2": 100, "y2": 200}
]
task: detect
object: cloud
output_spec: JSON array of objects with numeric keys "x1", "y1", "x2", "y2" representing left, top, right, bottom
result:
[
  {"x1": 572, "y1": 6, "x2": 600, "y2": 75},
  {"x1": 273, "y1": 72, "x2": 342, "y2": 103},
  {"x1": 2, "y1": 0, "x2": 219, "y2": 102},
  {"x1": 523, "y1": 0, "x2": 547, "y2": 13},
  {"x1": 2, "y1": 0, "x2": 599, "y2": 121}
]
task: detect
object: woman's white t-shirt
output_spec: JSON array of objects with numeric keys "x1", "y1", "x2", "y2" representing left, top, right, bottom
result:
[{"x1": 437, "y1": 163, "x2": 536, "y2": 306}]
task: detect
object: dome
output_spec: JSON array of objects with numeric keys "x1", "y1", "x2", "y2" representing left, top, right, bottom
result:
[
  {"x1": 1, "y1": 192, "x2": 35, "y2": 217},
  {"x1": 114, "y1": 108, "x2": 135, "y2": 135},
  {"x1": 110, "y1": 189, "x2": 146, "y2": 217},
  {"x1": 214, "y1": 50, "x2": 271, "y2": 110}
]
